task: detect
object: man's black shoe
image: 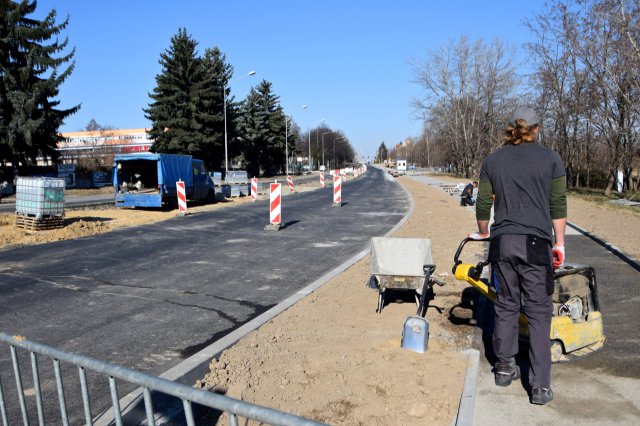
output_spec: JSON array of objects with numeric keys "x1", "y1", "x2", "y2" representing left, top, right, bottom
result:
[
  {"x1": 531, "y1": 387, "x2": 553, "y2": 405},
  {"x1": 494, "y1": 362, "x2": 521, "y2": 387}
]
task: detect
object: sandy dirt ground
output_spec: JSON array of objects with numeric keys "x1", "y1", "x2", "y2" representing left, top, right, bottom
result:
[
  {"x1": 195, "y1": 176, "x2": 478, "y2": 425},
  {"x1": 1, "y1": 171, "x2": 639, "y2": 425}
]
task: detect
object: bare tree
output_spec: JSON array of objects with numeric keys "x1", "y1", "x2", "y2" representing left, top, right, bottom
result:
[
  {"x1": 526, "y1": 4, "x2": 596, "y2": 188},
  {"x1": 412, "y1": 36, "x2": 519, "y2": 177},
  {"x1": 580, "y1": 1, "x2": 640, "y2": 193},
  {"x1": 58, "y1": 120, "x2": 118, "y2": 173}
]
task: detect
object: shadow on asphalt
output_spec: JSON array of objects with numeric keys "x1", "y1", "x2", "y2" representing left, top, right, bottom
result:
[
  {"x1": 179, "y1": 303, "x2": 276, "y2": 359},
  {"x1": 282, "y1": 219, "x2": 300, "y2": 228}
]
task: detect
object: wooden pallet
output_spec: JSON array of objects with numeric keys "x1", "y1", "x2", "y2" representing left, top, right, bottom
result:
[
  {"x1": 438, "y1": 184, "x2": 462, "y2": 196},
  {"x1": 15, "y1": 214, "x2": 65, "y2": 231}
]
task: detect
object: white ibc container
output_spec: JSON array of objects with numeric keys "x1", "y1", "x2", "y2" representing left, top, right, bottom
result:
[{"x1": 15, "y1": 177, "x2": 65, "y2": 218}]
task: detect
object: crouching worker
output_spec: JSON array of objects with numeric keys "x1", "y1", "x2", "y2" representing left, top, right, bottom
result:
[{"x1": 460, "y1": 181, "x2": 478, "y2": 206}]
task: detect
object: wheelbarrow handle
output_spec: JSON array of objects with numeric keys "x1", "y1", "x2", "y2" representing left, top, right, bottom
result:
[
  {"x1": 432, "y1": 277, "x2": 446, "y2": 287},
  {"x1": 417, "y1": 264, "x2": 437, "y2": 316}
]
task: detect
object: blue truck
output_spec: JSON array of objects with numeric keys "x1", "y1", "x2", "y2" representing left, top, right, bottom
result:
[{"x1": 113, "y1": 153, "x2": 215, "y2": 208}]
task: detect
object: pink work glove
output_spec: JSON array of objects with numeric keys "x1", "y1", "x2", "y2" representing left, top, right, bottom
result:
[{"x1": 552, "y1": 245, "x2": 565, "y2": 269}]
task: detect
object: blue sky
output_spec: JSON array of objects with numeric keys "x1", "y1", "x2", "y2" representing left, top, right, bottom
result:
[{"x1": 37, "y1": 0, "x2": 545, "y2": 160}]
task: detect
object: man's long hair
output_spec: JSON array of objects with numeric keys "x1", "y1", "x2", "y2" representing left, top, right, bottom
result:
[{"x1": 504, "y1": 119, "x2": 538, "y2": 145}]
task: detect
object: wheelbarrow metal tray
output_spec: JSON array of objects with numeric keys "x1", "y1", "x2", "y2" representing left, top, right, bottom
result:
[
  {"x1": 375, "y1": 275, "x2": 425, "y2": 290},
  {"x1": 371, "y1": 237, "x2": 433, "y2": 290}
]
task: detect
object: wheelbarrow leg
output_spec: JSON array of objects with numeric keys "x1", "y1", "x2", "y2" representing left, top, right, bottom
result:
[{"x1": 377, "y1": 289, "x2": 385, "y2": 314}]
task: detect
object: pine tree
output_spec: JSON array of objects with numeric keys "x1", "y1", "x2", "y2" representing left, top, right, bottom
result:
[
  {"x1": 377, "y1": 142, "x2": 388, "y2": 163},
  {"x1": 0, "y1": 0, "x2": 80, "y2": 175},
  {"x1": 144, "y1": 28, "x2": 207, "y2": 158},
  {"x1": 237, "y1": 80, "x2": 285, "y2": 176},
  {"x1": 237, "y1": 84, "x2": 270, "y2": 176},
  {"x1": 200, "y1": 47, "x2": 233, "y2": 170}
]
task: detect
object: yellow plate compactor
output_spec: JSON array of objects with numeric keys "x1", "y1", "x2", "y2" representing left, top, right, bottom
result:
[{"x1": 452, "y1": 238, "x2": 605, "y2": 363}]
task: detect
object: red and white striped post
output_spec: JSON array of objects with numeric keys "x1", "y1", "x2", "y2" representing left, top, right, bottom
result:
[
  {"x1": 264, "y1": 182, "x2": 283, "y2": 230},
  {"x1": 319, "y1": 171, "x2": 325, "y2": 188},
  {"x1": 176, "y1": 180, "x2": 187, "y2": 216},
  {"x1": 332, "y1": 175, "x2": 342, "y2": 207},
  {"x1": 287, "y1": 175, "x2": 295, "y2": 192},
  {"x1": 251, "y1": 177, "x2": 258, "y2": 202},
  {"x1": 341, "y1": 169, "x2": 347, "y2": 182}
]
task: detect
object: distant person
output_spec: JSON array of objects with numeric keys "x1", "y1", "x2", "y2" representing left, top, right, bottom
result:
[
  {"x1": 460, "y1": 181, "x2": 478, "y2": 206},
  {"x1": 469, "y1": 106, "x2": 567, "y2": 406}
]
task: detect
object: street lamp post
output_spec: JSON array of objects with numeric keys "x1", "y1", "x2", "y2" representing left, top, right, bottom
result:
[
  {"x1": 285, "y1": 116, "x2": 289, "y2": 175},
  {"x1": 284, "y1": 105, "x2": 308, "y2": 175},
  {"x1": 300, "y1": 105, "x2": 311, "y2": 172},
  {"x1": 224, "y1": 70, "x2": 256, "y2": 176},
  {"x1": 321, "y1": 131, "x2": 336, "y2": 170},
  {"x1": 315, "y1": 119, "x2": 325, "y2": 170},
  {"x1": 333, "y1": 137, "x2": 346, "y2": 169}
]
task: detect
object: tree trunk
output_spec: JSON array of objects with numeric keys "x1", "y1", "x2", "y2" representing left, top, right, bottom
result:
[{"x1": 604, "y1": 172, "x2": 615, "y2": 196}]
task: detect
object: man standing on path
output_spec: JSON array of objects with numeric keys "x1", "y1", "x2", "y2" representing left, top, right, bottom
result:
[{"x1": 468, "y1": 107, "x2": 567, "y2": 405}]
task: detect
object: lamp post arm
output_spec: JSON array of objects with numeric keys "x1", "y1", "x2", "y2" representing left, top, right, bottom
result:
[
  {"x1": 285, "y1": 117, "x2": 289, "y2": 175},
  {"x1": 223, "y1": 87, "x2": 228, "y2": 174}
]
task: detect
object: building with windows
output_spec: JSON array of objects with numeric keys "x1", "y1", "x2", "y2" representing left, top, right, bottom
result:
[{"x1": 57, "y1": 128, "x2": 153, "y2": 158}]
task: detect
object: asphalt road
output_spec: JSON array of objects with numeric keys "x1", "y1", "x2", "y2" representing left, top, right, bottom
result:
[
  {"x1": 0, "y1": 193, "x2": 116, "y2": 212},
  {"x1": 0, "y1": 167, "x2": 407, "y2": 424}
]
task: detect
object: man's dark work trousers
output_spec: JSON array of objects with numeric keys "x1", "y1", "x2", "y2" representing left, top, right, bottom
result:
[{"x1": 490, "y1": 234, "x2": 553, "y2": 389}]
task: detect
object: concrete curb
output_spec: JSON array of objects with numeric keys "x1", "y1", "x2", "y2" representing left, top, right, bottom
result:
[
  {"x1": 454, "y1": 349, "x2": 480, "y2": 426},
  {"x1": 103, "y1": 168, "x2": 415, "y2": 424}
]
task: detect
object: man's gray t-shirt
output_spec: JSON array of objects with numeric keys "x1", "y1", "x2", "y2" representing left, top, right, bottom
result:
[{"x1": 479, "y1": 143, "x2": 565, "y2": 242}]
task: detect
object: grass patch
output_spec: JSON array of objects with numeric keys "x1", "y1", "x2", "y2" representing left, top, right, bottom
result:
[
  {"x1": 568, "y1": 187, "x2": 624, "y2": 203},
  {"x1": 568, "y1": 187, "x2": 640, "y2": 217}
]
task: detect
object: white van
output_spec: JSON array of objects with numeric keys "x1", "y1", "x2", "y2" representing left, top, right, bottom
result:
[{"x1": 397, "y1": 160, "x2": 407, "y2": 175}]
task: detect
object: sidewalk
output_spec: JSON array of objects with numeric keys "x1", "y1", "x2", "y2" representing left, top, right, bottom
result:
[{"x1": 473, "y1": 351, "x2": 640, "y2": 425}]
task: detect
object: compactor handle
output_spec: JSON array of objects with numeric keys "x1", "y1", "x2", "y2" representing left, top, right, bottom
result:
[{"x1": 452, "y1": 237, "x2": 490, "y2": 275}]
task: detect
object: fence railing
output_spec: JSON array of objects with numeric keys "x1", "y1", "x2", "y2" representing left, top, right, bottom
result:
[{"x1": 0, "y1": 333, "x2": 324, "y2": 426}]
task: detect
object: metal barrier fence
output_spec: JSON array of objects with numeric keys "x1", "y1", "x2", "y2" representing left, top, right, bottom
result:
[{"x1": 0, "y1": 333, "x2": 324, "y2": 426}]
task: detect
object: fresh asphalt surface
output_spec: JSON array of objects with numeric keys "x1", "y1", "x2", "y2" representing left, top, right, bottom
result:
[{"x1": 0, "y1": 167, "x2": 407, "y2": 424}]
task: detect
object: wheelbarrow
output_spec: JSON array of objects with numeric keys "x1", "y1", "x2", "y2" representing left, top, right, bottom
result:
[{"x1": 370, "y1": 237, "x2": 444, "y2": 316}]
